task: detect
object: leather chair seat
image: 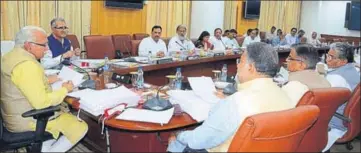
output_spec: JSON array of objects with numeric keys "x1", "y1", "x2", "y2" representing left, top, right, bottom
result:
[{"x1": 2, "y1": 128, "x2": 53, "y2": 144}]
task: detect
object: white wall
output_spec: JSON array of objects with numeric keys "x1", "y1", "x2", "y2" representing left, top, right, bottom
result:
[
  {"x1": 190, "y1": 1, "x2": 224, "y2": 39},
  {"x1": 300, "y1": 1, "x2": 360, "y2": 38}
]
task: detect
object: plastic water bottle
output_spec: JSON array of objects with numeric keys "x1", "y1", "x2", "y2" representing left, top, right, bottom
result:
[
  {"x1": 104, "y1": 54, "x2": 110, "y2": 70},
  {"x1": 175, "y1": 68, "x2": 182, "y2": 90},
  {"x1": 148, "y1": 51, "x2": 153, "y2": 64},
  {"x1": 221, "y1": 64, "x2": 228, "y2": 82},
  {"x1": 136, "y1": 67, "x2": 144, "y2": 89}
]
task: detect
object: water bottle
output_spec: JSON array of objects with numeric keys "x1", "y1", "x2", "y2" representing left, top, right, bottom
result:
[
  {"x1": 221, "y1": 64, "x2": 228, "y2": 82},
  {"x1": 175, "y1": 68, "x2": 182, "y2": 90},
  {"x1": 104, "y1": 54, "x2": 110, "y2": 70},
  {"x1": 136, "y1": 67, "x2": 144, "y2": 89},
  {"x1": 148, "y1": 51, "x2": 153, "y2": 64}
]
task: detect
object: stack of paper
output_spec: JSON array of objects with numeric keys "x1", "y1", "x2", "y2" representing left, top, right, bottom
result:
[
  {"x1": 67, "y1": 86, "x2": 141, "y2": 116},
  {"x1": 188, "y1": 77, "x2": 220, "y2": 104},
  {"x1": 116, "y1": 107, "x2": 174, "y2": 124},
  {"x1": 51, "y1": 66, "x2": 85, "y2": 90}
]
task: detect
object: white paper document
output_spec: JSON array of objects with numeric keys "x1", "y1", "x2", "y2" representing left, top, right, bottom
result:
[
  {"x1": 167, "y1": 90, "x2": 213, "y2": 122},
  {"x1": 188, "y1": 77, "x2": 220, "y2": 104},
  {"x1": 116, "y1": 107, "x2": 174, "y2": 124},
  {"x1": 51, "y1": 66, "x2": 85, "y2": 90},
  {"x1": 67, "y1": 86, "x2": 141, "y2": 116},
  {"x1": 322, "y1": 128, "x2": 347, "y2": 152}
]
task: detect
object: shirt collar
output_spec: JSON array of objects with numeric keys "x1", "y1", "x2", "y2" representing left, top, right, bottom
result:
[{"x1": 238, "y1": 78, "x2": 274, "y2": 90}]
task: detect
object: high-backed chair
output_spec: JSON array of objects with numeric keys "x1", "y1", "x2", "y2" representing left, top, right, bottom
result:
[
  {"x1": 228, "y1": 105, "x2": 320, "y2": 152},
  {"x1": 161, "y1": 37, "x2": 171, "y2": 46},
  {"x1": 66, "y1": 34, "x2": 81, "y2": 50},
  {"x1": 130, "y1": 40, "x2": 142, "y2": 56},
  {"x1": 0, "y1": 106, "x2": 60, "y2": 152},
  {"x1": 133, "y1": 33, "x2": 149, "y2": 40},
  {"x1": 84, "y1": 35, "x2": 115, "y2": 59},
  {"x1": 191, "y1": 38, "x2": 197, "y2": 45},
  {"x1": 111, "y1": 34, "x2": 132, "y2": 58},
  {"x1": 235, "y1": 36, "x2": 245, "y2": 47},
  {"x1": 296, "y1": 88, "x2": 351, "y2": 152},
  {"x1": 336, "y1": 83, "x2": 360, "y2": 150}
]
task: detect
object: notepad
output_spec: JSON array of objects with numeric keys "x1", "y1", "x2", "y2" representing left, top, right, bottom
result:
[
  {"x1": 51, "y1": 66, "x2": 85, "y2": 90},
  {"x1": 116, "y1": 107, "x2": 174, "y2": 124}
]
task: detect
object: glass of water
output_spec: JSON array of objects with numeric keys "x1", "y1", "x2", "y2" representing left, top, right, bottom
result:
[
  {"x1": 212, "y1": 70, "x2": 221, "y2": 82},
  {"x1": 130, "y1": 72, "x2": 138, "y2": 88}
]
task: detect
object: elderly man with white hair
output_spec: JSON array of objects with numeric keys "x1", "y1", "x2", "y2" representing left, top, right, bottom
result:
[
  {"x1": 168, "y1": 24, "x2": 195, "y2": 55},
  {"x1": 41, "y1": 17, "x2": 80, "y2": 69},
  {"x1": 1, "y1": 26, "x2": 88, "y2": 152}
]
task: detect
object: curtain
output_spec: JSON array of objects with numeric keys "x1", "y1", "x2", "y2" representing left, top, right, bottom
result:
[
  {"x1": 146, "y1": 1, "x2": 191, "y2": 38},
  {"x1": 223, "y1": 1, "x2": 238, "y2": 30},
  {"x1": 1, "y1": 1, "x2": 91, "y2": 50},
  {"x1": 258, "y1": 1, "x2": 301, "y2": 33}
]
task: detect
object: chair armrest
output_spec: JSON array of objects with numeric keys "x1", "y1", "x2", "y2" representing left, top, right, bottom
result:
[
  {"x1": 22, "y1": 106, "x2": 60, "y2": 119},
  {"x1": 334, "y1": 112, "x2": 352, "y2": 123}
]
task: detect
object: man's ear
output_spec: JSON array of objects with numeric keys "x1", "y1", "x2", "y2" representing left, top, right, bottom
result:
[
  {"x1": 248, "y1": 62, "x2": 257, "y2": 74},
  {"x1": 339, "y1": 59, "x2": 348, "y2": 65}
]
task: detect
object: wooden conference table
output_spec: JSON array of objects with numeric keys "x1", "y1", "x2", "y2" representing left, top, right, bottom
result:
[{"x1": 65, "y1": 47, "x2": 329, "y2": 152}]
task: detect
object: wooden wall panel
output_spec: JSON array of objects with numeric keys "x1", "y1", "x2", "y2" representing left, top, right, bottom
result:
[
  {"x1": 90, "y1": 1, "x2": 147, "y2": 35},
  {"x1": 236, "y1": 1, "x2": 258, "y2": 35}
]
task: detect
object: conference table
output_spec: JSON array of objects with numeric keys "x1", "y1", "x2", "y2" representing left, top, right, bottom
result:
[{"x1": 65, "y1": 46, "x2": 330, "y2": 152}]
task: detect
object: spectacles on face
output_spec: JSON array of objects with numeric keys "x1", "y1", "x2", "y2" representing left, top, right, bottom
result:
[
  {"x1": 326, "y1": 53, "x2": 337, "y2": 60},
  {"x1": 29, "y1": 42, "x2": 48, "y2": 47},
  {"x1": 286, "y1": 56, "x2": 303, "y2": 62},
  {"x1": 54, "y1": 26, "x2": 69, "y2": 30}
]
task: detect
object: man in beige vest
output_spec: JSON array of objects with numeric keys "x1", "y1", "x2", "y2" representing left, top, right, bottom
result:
[
  {"x1": 167, "y1": 42, "x2": 293, "y2": 152},
  {"x1": 1, "y1": 26, "x2": 88, "y2": 152}
]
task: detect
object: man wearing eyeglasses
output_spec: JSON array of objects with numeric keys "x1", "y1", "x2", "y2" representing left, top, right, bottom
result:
[
  {"x1": 1, "y1": 26, "x2": 88, "y2": 152},
  {"x1": 326, "y1": 42, "x2": 360, "y2": 131},
  {"x1": 41, "y1": 17, "x2": 81, "y2": 69}
]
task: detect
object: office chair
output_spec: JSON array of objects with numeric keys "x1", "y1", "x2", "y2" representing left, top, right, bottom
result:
[{"x1": 0, "y1": 106, "x2": 60, "y2": 153}]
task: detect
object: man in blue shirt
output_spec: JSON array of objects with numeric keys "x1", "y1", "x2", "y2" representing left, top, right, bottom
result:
[{"x1": 167, "y1": 42, "x2": 294, "y2": 152}]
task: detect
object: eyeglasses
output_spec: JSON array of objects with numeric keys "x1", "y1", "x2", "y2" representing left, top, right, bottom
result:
[
  {"x1": 29, "y1": 42, "x2": 48, "y2": 47},
  {"x1": 326, "y1": 53, "x2": 337, "y2": 60},
  {"x1": 286, "y1": 56, "x2": 303, "y2": 62},
  {"x1": 54, "y1": 26, "x2": 69, "y2": 30}
]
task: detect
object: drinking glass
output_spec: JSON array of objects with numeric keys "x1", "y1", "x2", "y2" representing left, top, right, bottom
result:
[
  {"x1": 212, "y1": 70, "x2": 221, "y2": 82},
  {"x1": 130, "y1": 72, "x2": 138, "y2": 88}
]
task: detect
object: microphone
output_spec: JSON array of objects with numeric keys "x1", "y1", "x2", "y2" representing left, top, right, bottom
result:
[
  {"x1": 175, "y1": 41, "x2": 187, "y2": 51},
  {"x1": 142, "y1": 85, "x2": 173, "y2": 111},
  {"x1": 223, "y1": 75, "x2": 237, "y2": 95}
]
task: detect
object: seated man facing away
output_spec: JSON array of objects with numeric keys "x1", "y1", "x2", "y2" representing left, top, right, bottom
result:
[
  {"x1": 138, "y1": 25, "x2": 167, "y2": 58},
  {"x1": 282, "y1": 43, "x2": 331, "y2": 106},
  {"x1": 167, "y1": 42, "x2": 293, "y2": 152},
  {"x1": 326, "y1": 42, "x2": 360, "y2": 131},
  {"x1": 41, "y1": 17, "x2": 80, "y2": 69},
  {"x1": 1, "y1": 26, "x2": 88, "y2": 152}
]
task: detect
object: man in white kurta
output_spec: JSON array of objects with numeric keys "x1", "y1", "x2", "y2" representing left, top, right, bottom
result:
[
  {"x1": 242, "y1": 29, "x2": 260, "y2": 48},
  {"x1": 209, "y1": 28, "x2": 227, "y2": 50},
  {"x1": 168, "y1": 25, "x2": 195, "y2": 53},
  {"x1": 138, "y1": 25, "x2": 167, "y2": 57}
]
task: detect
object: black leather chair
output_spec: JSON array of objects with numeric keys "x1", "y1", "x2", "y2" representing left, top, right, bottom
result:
[{"x1": 0, "y1": 106, "x2": 60, "y2": 152}]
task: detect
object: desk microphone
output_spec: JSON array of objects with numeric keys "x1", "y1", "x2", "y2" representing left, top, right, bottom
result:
[
  {"x1": 223, "y1": 76, "x2": 237, "y2": 95},
  {"x1": 175, "y1": 41, "x2": 187, "y2": 51},
  {"x1": 142, "y1": 85, "x2": 173, "y2": 111}
]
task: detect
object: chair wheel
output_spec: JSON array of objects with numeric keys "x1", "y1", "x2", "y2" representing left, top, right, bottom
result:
[{"x1": 346, "y1": 142, "x2": 353, "y2": 150}]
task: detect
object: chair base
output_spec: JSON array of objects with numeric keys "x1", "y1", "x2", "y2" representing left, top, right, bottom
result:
[{"x1": 345, "y1": 142, "x2": 353, "y2": 150}]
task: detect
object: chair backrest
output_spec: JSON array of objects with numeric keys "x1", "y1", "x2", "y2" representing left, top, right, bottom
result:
[
  {"x1": 66, "y1": 34, "x2": 80, "y2": 50},
  {"x1": 161, "y1": 37, "x2": 171, "y2": 46},
  {"x1": 1, "y1": 41, "x2": 15, "y2": 56},
  {"x1": 235, "y1": 36, "x2": 245, "y2": 46},
  {"x1": 296, "y1": 88, "x2": 351, "y2": 152},
  {"x1": 84, "y1": 35, "x2": 115, "y2": 59},
  {"x1": 338, "y1": 83, "x2": 361, "y2": 142},
  {"x1": 130, "y1": 40, "x2": 141, "y2": 56},
  {"x1": 133, "y1": 33, "x2": 149, "y2": 40},
  {"x1": 228, "y1": 105, "x2": 320, "y2": 152},
  {"x1": 191, "y1": 38, "x2": 197, "y2": 45},
  {"x1": 111, "y1": 34, "x2": 132, "y2": 57}
]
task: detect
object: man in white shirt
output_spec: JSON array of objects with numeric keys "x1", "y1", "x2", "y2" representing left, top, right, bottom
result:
[
  {"x1": 138, "y1": 25, "x2": 167, "y2": 57},
  {"x1": 307, "y1": 31, "x2": 321, "y2": 46},
  {"x1": 209, "y1": 28, "x2": 227, "y2": 50},
  {"x1": 242, "y1": 29, "x2": 260, "y2": 47},
  {"x1": 41, "y1": 17, "x2": 80, "y2": 69},
  {"x1": 168, "y1": 24, "x2": 195, "y2": 54},
  {"x1": 224, "y1": 29, "x2": 240, "y2": 49},
  {"x1": 285, "y1": 27, "x2": 298, "y2": 45},
  {"x1": 266, "y1": 26, "x2": 277, "y2": 42}
]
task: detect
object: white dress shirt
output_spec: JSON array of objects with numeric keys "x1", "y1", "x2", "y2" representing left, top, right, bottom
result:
[
  {"x1": 41, "y1": 45, "x2": 79, "y2": 69},
  {"x1": 209, "y1": 36, "x2": 227, "y2": 50},
  {"x1": 224, "y1": 38, "x2": 240, "y2": 49},
  {"x1": 138, "y1": 37, "x2": 167, "y2": 57},
  {"x1": 242, "y1": 36, "x2": 260, "y2": 47},
  {"x1": 168, "y1": 36, "x2": 195, "y2": 53},
  {"x1": 308, "y1": 38, "x2": 321, "y2": 46},
  {"x1": 285, "y1": 34, "x2": 297, "y2": 45}
]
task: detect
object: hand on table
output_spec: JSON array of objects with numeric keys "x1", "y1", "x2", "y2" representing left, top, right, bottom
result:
[
  {"x1": 47, "y1": 75, "x2": 61, "y2": 84},
  {"x1": 62, "y1": 81, "x2": 74, "y2": 92},
  {"x1": 157, "y1": 51, "x2": 165, "y2": 57},
  {"x1": 214, "y1": 91, "x2": 226, "y2": 99}
]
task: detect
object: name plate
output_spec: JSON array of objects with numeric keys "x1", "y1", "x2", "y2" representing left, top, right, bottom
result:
[
  {"x1": 187, "y1": 55, "x2": 200, "y2": 60},
  {"x1": 156, "y1": 58, "x2": 173, "y2": 64},
  {"x1": 214, "y1": 53, "x2": 225, "y2": 57}
]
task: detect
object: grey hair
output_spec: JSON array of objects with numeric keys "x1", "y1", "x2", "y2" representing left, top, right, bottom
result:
[
  {"x1": 246, "y1": 42, "x2": 279, "y2": 77},
  {"x1": 14, "y1": 26, "x2": 46, "y2": 48},
  {"x1": 330, "y1": 42, "x2": 354, "y2": 63},
  {"x1": 176, "y1": 24, "x2": 187, "y2": 31},
  {"x1": 50, "y1": 17, "x2": 66, "y2": 28}
]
